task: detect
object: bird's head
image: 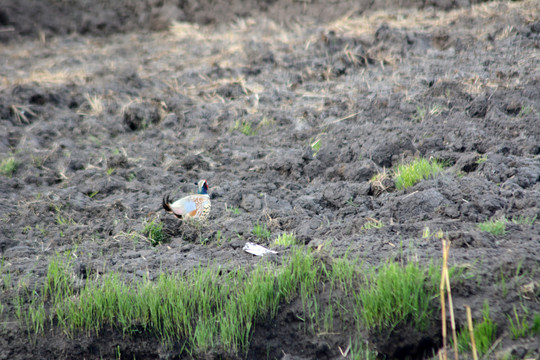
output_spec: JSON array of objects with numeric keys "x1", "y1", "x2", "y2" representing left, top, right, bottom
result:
[{"x1": 196, "y1": 179, "x2": 209, "y2": 195}]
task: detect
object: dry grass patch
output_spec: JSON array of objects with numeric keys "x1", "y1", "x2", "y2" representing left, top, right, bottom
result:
[
  {"x1": 369, "y1": 170, "x2": 394, "y2": 196},
  {"x1": 78, "y1": 93, "x2": 104, "y2": 116},
  {"x1": 10, "y1": 104, "x2": 36, "y2": 124}
]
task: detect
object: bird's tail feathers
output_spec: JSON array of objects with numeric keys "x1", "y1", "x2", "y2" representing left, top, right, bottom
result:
[{"x1": 162, "y1": 194, "x2": 173, "y2": 213}]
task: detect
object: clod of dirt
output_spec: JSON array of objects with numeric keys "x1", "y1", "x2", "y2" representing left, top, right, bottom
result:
[
  {"x1": 107, "y1": 154, "x2": 128, "y2": 169},
  {"x1": 454, "y1": 153, "x2": 480, "y2": 173},
  {"x1": 180, "y1": 154, "x2": 209, "y2": 171},
  {"x1": 371, "y1": 137, "x2": 417, "y2": 168},
  {"x1": 344, "y1": 159, "x2": 379, "y2": 182},
  {"x1": 122, "y1": 101, "x2": 163, "y2": 131},
  {"x1": 372, "y1": 322, "x2": 441, "y2": 360},
  {"x1": 466, "y1": 96, "x2": 489, "y2": 118}
]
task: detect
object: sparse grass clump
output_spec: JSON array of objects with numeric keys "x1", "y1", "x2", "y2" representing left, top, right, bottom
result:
[
  {"x1": 394, "y1": 158, "x2": 444, "y2": 190},
  {"x1": 456, "y1": 302, "x2": 497, "y2": 356},
  {"x1": 429, "y1": 103, "x2": 446, "y2": 116},
  {"x1": 534, "y1": 313, "x2": 540, "y2": 335},
  {"x1": 0, "y1": 157, "x2": 19, "y2": 177},
  {"x1": 225, "y1": 204, "x2": 241, "y2": 215},
  {"x1": 273, "y1": 232, "x2": 297, "y2": 247},
  {"x1": 53, "y1": 205, "x2": 77, "y2": 229},
  {"x1": 422, "y1": 227, "x2": 444, "y2": 240},
  {"x1": 413, "y1": 105, "x2": 426, "y2": 122},
  {"x1": 88, "y1": 135, "x2": 101, "y2": 147},
  {"x1": 259, "y1": 116, "x2": 275, "y2": 128},
  {"x1": 252, "y1": 221, "x2": 271, "y2": 240},
  {"x1": 508, "y1": 306, "x2": 540, "y2": 339},
  {"x1": 27, "y1": 301, "x2": 46, "y2": 334},
  {"x1": 233, "y1": 119, "x2": 257, "y2": 136},
  {"x1": 476, "y1": 154, "x2": 488, "y2": 164},
  {"x1": 43, "y1": 256, "x2": 74, "y2": 303},
  {"x1": 56, "y1": 214, "x2": 76, "y2": 226},
  {"x1": 511, "y1": 215, "x2": 537, "y2": 226},
  {"x1": 518, "y1": 105, "x2": 532, "y2": 118},
  {"x1": 412, "y1": 104, "x2": 446, "y2": 122},
  {"x1": 361, "y1": 219, "x2": 383, "y2": 231},
  {"x1": 477, "y1": 214, "x2": 537, "y2": 238},
  {"x1": 143, "y1": 218, "x2": 167, "y2": 246},
  {"x1": 311, "y1": 138, "x2": 322, "y2": 157},
  {"x1": 82, "y1": 93, "x2": 104, "y2": 116},
  {"x1": 477, "y1": 218, "x2": 506, "y2": 236}
]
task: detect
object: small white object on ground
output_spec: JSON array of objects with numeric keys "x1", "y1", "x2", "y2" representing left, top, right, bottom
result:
[{"x1": 243, "y1": 242, "x2": 277, "y2": 256}]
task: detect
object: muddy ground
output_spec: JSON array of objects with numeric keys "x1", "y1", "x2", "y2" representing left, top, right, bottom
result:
[{"x1": 1, "y1": 0, "x2": 539, "y2": 359}]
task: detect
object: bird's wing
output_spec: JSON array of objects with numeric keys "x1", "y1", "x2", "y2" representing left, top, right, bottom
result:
[{"x1": 170, "y1": 196, "x2": 197, "y2": 216}]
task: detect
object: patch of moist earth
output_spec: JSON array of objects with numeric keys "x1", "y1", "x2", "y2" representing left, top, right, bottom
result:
[{"x1": 1, "y1": 0, "x2": 540, "y2": 359}]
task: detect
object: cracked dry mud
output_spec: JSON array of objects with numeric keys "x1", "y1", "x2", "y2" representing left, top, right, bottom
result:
[{"x1": 1, "y1": 0, "x2": 539, "y2": 359}]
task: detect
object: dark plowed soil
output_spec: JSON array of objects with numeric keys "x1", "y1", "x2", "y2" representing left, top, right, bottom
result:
[{"x1": 1, "y1": 0, "x2": 539, "y2": 359}]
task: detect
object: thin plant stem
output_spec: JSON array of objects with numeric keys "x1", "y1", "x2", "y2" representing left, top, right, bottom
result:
[
  {"x1": 466, "y1": 305, "x2": 478, "y2": 360},
  {"x1": 440, "y1": 239, "x2": 448, "y2": 360},
  {"x1": 442, "y1": 239, "x2": 459, "y2": 360}
]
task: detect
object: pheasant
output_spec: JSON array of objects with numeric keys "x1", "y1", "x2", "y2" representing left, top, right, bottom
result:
[{"x1": 162, "y1": 179, "x2": 211, "y2": 220}]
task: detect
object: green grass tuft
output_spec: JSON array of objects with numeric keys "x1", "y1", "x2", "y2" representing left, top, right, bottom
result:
[
  {"x1": 477, "y1": 218, "x2": 506, "y2": 236},
  {"x1": 394, "y1": 158, "x2": 444, "y2": 190},
  {"x1": 252, "y1": 221, "x2": 271, "y2": 240},
  {"x1": 361, "y1": 219, "x2": 383, "y2": 231},
  {"x1": 311, "y1": 138, "x2": 322, "y2": 157},
  {"x1": 350, "y1": 338, "x2": 378, "y2": 360},
  {"x1": 233, "y1": 119, "x2": 257, "y2": 136},
  {"x1": 511, "y1": 215, "x2": 537, "y2": 226},
  {"x1": 272, "y1": 232, "x2": 297, "y2": 247},
  {"x1": 476, "y1": 155, "x2": 488, "y2": 164},
  {"x1": 0, "y1": 157, "x2": 19, "y2": 177},
  {"x1": 508, "y1": 306, "x2": 540, "y2": 339},
  {"x1": 478, "y1": 214, "x2": 535, "y2": 235},
  {"x1": 56, "y1": 214, "x2": 76, "y2": 226},
  {"x1": 226, "y1": 205, "x2": 241, "y2": 215},
  {"x1": 354, "y1": 260, "x2": 440, "y2": 331},
  {"x1": 533, "y1": 313, "x2": 540, "y2": 335},
  {"x1": 143, "y1": 218, "x2": 167, "y2": 246},
  {"x1": 413, "y1": 105, "x2": 426, "y2": 122},
  {"x1": 518, "y1": 105, "x2": 532, "y2": 118},
  {"x1": 422, "y1": 227, "x2": 444, "y2": 240}
]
